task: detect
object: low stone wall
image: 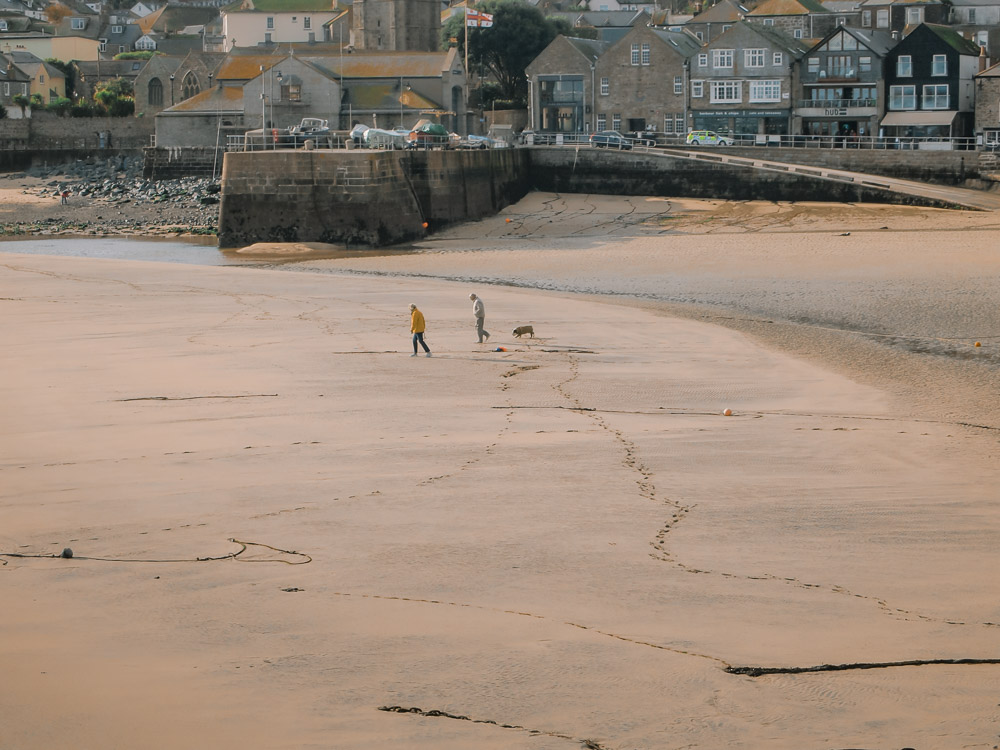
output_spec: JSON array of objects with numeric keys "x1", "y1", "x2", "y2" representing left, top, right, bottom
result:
[
  {"x1": 712, "y1": 146, "x2": 985, "y2": 187},
  {"x1": 143, "y1": 147, "x2": 224, "y2": 180},
  {"x1": 0, "y1": 112, "x2": 154, "y2": 151},
  {"x1": 218, "y1": 148, "x2": 531, "y2": 248},
  {"x1": 528, "y1": 148, "x2": 963, "y2": 209}
]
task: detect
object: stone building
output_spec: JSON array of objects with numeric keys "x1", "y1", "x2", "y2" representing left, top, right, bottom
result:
[
  {"x1": 133, "y1": 51, "x2": 226, "y2": 116},
  {"x1": 679, "y1": 0, "x2": 750, "y2": 45},
  {"x1": 352, "y1": 0, "x2": 439, "y2": 51},
  {"x1": 525, "y1": 35, "x2": 610, "y2": 134},
  {"x1": 975, "y1": 59, "x2": 1000, "y2": 145},
  {"x1": 745, "y1": 0, "x2": 834, "y2": 42},
  {"x1": 593, "y1": 25, "x2": 701, "y2": 135},
  {"x1": 688, "y1": 21, "x2": 808, "y2": 135},
  {"x1": 854, "y1": 0, "x2": 949, "y2": 35},
  {"x1": 153, "y1": 46, "x2": 467, "y2": 145}
]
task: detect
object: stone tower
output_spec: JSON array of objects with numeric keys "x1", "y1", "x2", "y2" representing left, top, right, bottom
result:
[{"x1": 353, "y1": 0, "x2": 441, "y2": 52}]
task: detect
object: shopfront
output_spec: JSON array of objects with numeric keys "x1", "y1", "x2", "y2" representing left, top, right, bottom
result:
[
  {"x1": 691, "y1": 109, "x2": 791, "y2": 137},
  {"x1": 798, "y1": 85, "x2": 878, "y2": 138},
  {"x1": 879, "y1": 110, "x2": 958, "y2": 139}
]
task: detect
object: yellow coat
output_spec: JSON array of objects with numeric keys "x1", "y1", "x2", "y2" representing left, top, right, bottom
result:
[{"x1": 411, "y1": 308, "x2": 426, "y2": 333}]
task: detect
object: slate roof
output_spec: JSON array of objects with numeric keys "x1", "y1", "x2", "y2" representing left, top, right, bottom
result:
[
  {"x1": 343, "y1": 81, "x2": 441, "y2": 111},
  {"x1": 749, "y1": 0, "x2": 829, "y2": 15},
  {"x1": 689, "y1": 0, "x2": 749, "y2": 23},
  {"x1": 977, "y1": 59, "x2": 1000, "y2": 77},
  {"x1": 744, "y1": 21, "x2": 812, "y2": 55},
  {"x1": 841, "y1": 26, "x2": 896, "y2": 54},
  {"x1": 0, "y1": 13, "x2": 33, "y2": 32},
  {"x1": 574, "y1": 9, "x2": 648, "y2": 26},
  {"x1": 564, "y1": 35, "x2": 611, "y2": 63},
  {"x1": 223, "y1": 0, "x2": 340, "y2": 11},
  {"x1": 75, "y1": 59, "x2": 148, "y2": 80},
  {"x1": 649, "y1": 27, "x2": 703, "y2": 56},
  {"x1": 858, "y1": 0, "x2": 941, "y2": 6},
  {"x1": 921, "y1": 21, "x2": 984, "y2": 54}
]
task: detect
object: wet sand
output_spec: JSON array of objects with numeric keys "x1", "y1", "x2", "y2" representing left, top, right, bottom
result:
[{"x1": 2, "y1": 194, "x2": 1000, "y2": 749}]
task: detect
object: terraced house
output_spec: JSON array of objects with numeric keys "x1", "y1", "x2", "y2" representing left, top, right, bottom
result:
[
  {"x1": 796, "y1": 25, "x2": 895, "y2": 138},
  {"x1": 222, "y1": 0, "x2": 347, "y2": 51},
  {"x1": 688, "y1": 21, "x2": 808, "y2": 135},
  {"x1": 593, "y1": 24, "x2": 702, "y2": 135},
  {"x1": 881, "y1": 22, "x2": 983, "y2": 139}
]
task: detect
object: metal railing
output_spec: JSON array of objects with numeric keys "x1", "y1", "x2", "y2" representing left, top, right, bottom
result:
[
  {"x1": 796, "y1": 98, "x2": 877, "y2": 108},
  {"x1": 523, "y1": 131, "x2": 985, "y2": 151}
]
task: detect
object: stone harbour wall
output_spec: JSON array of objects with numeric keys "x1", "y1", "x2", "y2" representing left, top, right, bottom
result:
[{"x1": 218, "y1": 148, "x2": 531, "y2": 248}]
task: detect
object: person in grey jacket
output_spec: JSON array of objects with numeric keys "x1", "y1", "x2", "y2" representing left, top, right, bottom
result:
[{"x1": 469, "y1": 293, "x2": 490, "y2": 343}]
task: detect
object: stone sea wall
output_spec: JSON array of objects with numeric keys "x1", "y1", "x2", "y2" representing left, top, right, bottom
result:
[{"x1": 218, "y1": 148, "x2": 531, "y2": 248}]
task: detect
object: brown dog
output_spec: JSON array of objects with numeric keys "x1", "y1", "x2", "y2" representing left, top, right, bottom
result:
[{"x1": 511, "y1": 325, "x2": 534, "y2": 338}]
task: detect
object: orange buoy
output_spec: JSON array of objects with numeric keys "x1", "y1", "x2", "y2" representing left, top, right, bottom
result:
[{"x1": 723, "y1": 408, "x2": 732, "y2": 416}]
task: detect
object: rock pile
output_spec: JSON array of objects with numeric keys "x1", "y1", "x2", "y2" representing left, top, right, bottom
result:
[{"x1": 2, "y1": 156, "x2": 220, "y2": 236}]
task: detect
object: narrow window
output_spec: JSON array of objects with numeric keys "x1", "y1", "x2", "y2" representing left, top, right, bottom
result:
[
  {"x1": 897, "y1": 55, "x2": 912, "y2": 76},
  {"x1": 631, "y1": 43, "x2": 640, "y2": 66},
  {"x1": 932, "y1": 54, "x2": 947, "y2": 76},
  {"x1": 641, "y1": 42, "x2": 650, "y2": 65},
  {"x1": 600, "y1": 76, "x2": 609, "y2": 95},
  {"x1": 673, "y1": 75, "x2": 682, "y2": 95}
]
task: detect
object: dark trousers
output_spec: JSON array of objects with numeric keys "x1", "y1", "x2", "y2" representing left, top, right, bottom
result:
[{"x1": 413, "y1": 332, "x2": 430, "y2": 353}]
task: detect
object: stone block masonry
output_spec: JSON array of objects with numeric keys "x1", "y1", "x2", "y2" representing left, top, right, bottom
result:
[{"x1": 218, "y1": 148, "x2": 531, "y2": 248}]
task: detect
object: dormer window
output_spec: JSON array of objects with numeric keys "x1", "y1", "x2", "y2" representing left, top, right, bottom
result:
[
  {"x1": 112, "y1": 24, "x2": 123, "y2": 33},
  {"x1": 71, "y1": 18, "x2": 85, "y2": 29},
  {"x1": 0, "y1": 20, "x2": 7, "y2": 30}
]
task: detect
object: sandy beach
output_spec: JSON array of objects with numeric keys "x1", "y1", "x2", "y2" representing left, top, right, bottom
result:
[{"x1": 2, "y1": 193, "x2": 1000, "y2": 749}]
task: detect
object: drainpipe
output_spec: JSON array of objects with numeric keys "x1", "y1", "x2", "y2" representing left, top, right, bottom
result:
[
  {"x1": 590, "y1": 61, "x2": 596, "y2": 133},
  {"x1": 683, "y1": 58, "x2": 689, "y2": 134},
  {"x1": 527, "y1": 75, "x2": 533, "y2": 130}
]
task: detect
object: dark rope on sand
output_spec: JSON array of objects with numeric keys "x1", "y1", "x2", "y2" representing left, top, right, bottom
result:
[
  {"x1": 378, "y1": 706, "x2": 610, "y2": 749},
  {"x1": 0, "y1": 538, "x2": 311, "y2": 566},
  {"x1": 726, "y1": 658, "x2": 1000, "y2": 677}
]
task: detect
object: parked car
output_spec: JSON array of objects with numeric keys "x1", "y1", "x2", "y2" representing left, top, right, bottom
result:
[
  {"x1": 590, "y1": 131, "x2": 633, "y2": 150},
  {"x1": 685, "y1": 130, "x2": 733, "y2": 146}
]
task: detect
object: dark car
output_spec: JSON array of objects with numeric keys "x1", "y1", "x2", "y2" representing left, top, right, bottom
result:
[{"x1": 589, "y1": 131, "x2": 633, "y2": 150}]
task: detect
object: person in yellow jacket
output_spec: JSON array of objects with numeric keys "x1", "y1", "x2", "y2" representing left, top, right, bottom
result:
[{"x1": 409, "y1": 303, "x2": 432, "y2": 357}]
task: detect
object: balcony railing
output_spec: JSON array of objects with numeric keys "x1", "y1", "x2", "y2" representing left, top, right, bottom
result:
[{"x1": 797, "y1": 98, "x2": 877, "y2": 109}]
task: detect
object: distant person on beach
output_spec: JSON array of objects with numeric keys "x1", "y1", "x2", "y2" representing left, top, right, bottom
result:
[
  {"x1": 60, "y1": 190, "x2": 68, "y2": 205},
  {"x1": 410, "y1": 304, "x2": 431, "y2": 357},
  {"x1": 469, "y1": 293, "x2": 490, "y2": 343}
]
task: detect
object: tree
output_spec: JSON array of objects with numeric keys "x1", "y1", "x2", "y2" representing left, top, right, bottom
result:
[
  {"x1": 0, "y1": 102, "x2": 6, "y2": 120},
  {"x1": 94, "y1": 76, "x2": 135, "y2": 117},
  {"x1": 44, "y1": 3, "x2": 72, "y2": 23},
  {"x1": 12, "y1": 94, "x2": 29, "y2": 117},
  {"x1": 441, "y1": 0, "x2": 567, "y2": 106}
]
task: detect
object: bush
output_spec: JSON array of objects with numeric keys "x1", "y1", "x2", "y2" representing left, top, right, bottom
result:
[
  {"x1": 70, "y1": 100, "x2": 98, "y2": 117},
  {"x1": 0, "y1": 102, "x2": 6, "y2": 119},
  {"x1": 46, "y1": 97, "x2": 72, "y2": 117}
]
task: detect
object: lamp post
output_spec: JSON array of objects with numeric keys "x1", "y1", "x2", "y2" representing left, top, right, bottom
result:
[
  {"x1": 169, "y1": 73, "x2": 174, "y2": 105},
  {"x1": 260, "y1": 64, "x2": 266, "y2": 132}
]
